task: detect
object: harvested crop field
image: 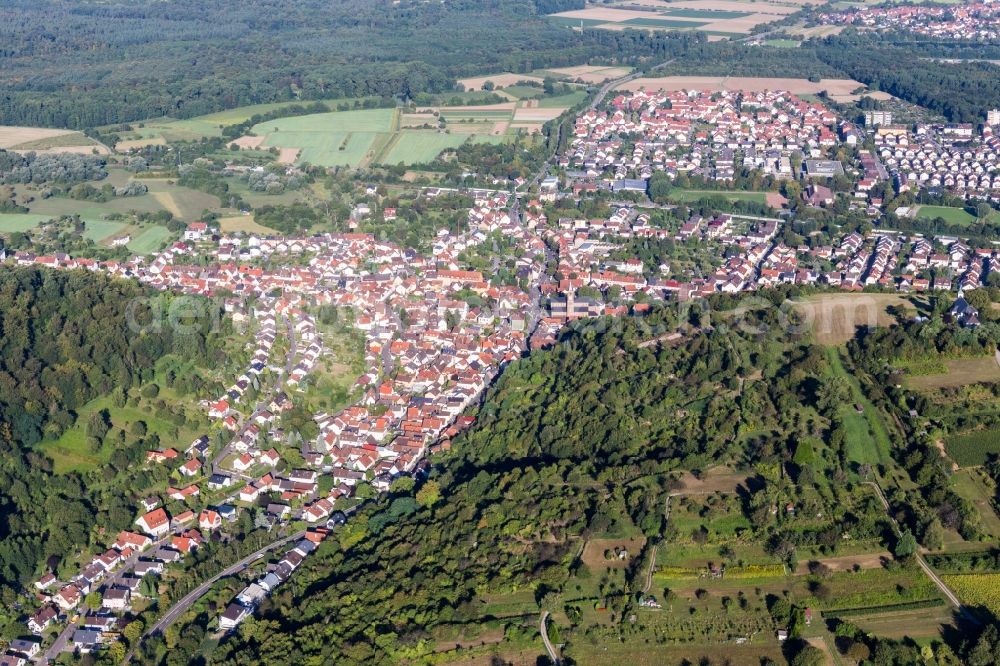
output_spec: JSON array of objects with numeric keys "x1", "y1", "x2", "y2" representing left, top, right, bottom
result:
[
  {"x1": 400, "y1": 113, "x2": 437, "y2": 128},
  {"x1": 618, "y1": 76, "x2": 867, "y2": 95},
  {"x1": 218, "y1": 214, "x2": 278, "y2": 235},
  {"x1": 0, "y1": 126, "x2": 77, "y2": 149},
  {"x1": 553, "y1": 7, "x2": 697, "y2": 22},
  {"x1": 457, "y1": 73, "x2": 544, "y2": 91},
  {"x1": 793, "y1": 293, "x2": 912, "y2": 345},
  {"x1": 696, "y1": 13, "x2": 782, "y2": 32},
  {"x1": 669, "y1": 0, "x2": 800, "y2": 14},
  {"x1": 229, "y1": 135, "x2": 265, "y2": 150},
  {"x1": 546, "y1": 65, "x2": 633, "y2": 83},
  {"x1": 512, "y1": 107, "x2": 566, "y2": 122},
  {"x1": 16, "y1": 144, "x2": 111, "y2": 156},
  {"x1": 276, "y1": 148, "x2": 300, "y2": 164}
]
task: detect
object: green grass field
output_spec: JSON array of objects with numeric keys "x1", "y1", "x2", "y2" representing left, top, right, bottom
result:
[
  {"x1": 950, "y1": 469, "x2": 1000, "y2": 538},
  {"x1": 127, "y1": 225, "x2": 173, "y2": 254},
  {"x1": 251, "y1": 109, "x2": 396, "y2": 167},
  {"x1": 668, "y1": 189, "x2": 768, "y2": 204},
  {"x1": 81, "y1": 219, "x2": 129, "y2": 242},
  {"x1": 764, "y1": 39, "x2": 800, "y2": 48},
  {"x1": 0, "y1": 213, "x2": 52, "y2": 233},
  {"x1": 253, "y1": 108, "x2": 396, "y2": 134},
  {"x1": 380, "y1": 132, "x2": 471, "y2": 165},
  {"x1": 914, "y1": 205, "x2": 1000, "y2": 226},
  {"x1": 826, "y1": 347, "x2": 893, "y2": 468},
  {"x1": 38, "y1": 393, "x2": 200, "y2": 474},
  {"x1": 538, "y1": 90, "x2": 588, "y2": 108},
  {"x1": 0, "y1": 213, "x2": 131, "y2": 244}
]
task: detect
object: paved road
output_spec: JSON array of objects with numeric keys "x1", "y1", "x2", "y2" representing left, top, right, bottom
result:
[
  {"x1": 37, "y1": 532, "x2": 174, "y2": 664},
  {"x1": 539, "y1": 610, "x2": 560, "y2": 665},
  {"x1": 147, "y1": 530, "x2": 306, "y2": 637},
  {"x1": 121, "y1": 529, "x2": 307, "y2": 664}
]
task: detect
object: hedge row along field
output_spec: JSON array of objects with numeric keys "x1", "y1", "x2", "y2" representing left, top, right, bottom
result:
[
  {"x1": 654, "y1": 564, "x2": 787, "y2": 580},
  {"x1": 820, "y1": 598, "x2": 945, "y2": 619},
  {"x1": 942, "y1": 573, "x2": 1000, "y2": 615}
]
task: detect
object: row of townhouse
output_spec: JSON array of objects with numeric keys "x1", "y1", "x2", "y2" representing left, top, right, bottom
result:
[
  {"x1": 877, "y1": 126, "x2": 1000, "y2": 200},
  {"x1": 565, "y1": 89, "x2": 840, "y2": 184},
  {"x1": 219, "y1": 531, "x2": 325, "y2": 631}
]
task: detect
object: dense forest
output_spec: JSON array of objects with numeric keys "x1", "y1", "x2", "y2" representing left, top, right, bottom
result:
[
  {"x1": 814, "y1": 32, "x2": 1000, "y2": 123},
  {"x1": 0, "y1": 268, "x2": 225, "y2": 618},
  {"x1": 0, "y1": 149, "x2": 107, "y2": 185},
  {"x1": 0, "y1": 0, "x2": 699, "y2": 128}
]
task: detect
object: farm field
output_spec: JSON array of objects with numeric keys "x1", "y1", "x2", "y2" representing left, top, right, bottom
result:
[
  {"x1": 5, "y1": 130, "x2": 109, "y2": 154},
  {"x1": 618, "y1": 76, "x2": 867, "y2": 95},
  {"x1": 950, "y1": 469, "x2": 1000, "y2": 538},
  {"x1": 242, "y1": 101, "x2": 566, "y2": 167},
  {"x1": 457, "y1": 73, "x2": 544, "y2": 91},
  {"x1": 550, "y1": 1, "x2": 804, "y2": 34},
  {"x1": 793, "y1": 292, "x2": 912, "y2": 346},
  {"x1": 80, "y1": 218, "x2": 129, "y2": 243},
  {"x1": 904, "y1": 357, "x2": 1000, "y2": 391},
  {"x1": 849, "y1": 604, "x2": 955, "y2": 640},
  {"x1": 126, "y1": 225, "x2": 173, "y2": 254},
  {"x1": 0, "y1": 125, "x2": 78, "y2": 149},
  {"x1": 942, "y1": 573, "x2": 1000, "y2": 616},
  {"x1": 17, "y1": 178, "x2": 219, "y2": 224},
  {"x1": 541, "y1": 65, "x2": 633, "y2": 83},
  {"x1": 109, "y1": 100, "x2": 375, "y2": 144},
  {"x1": 945, "y1": 428, "x2": 1000, "y2": 468},
  {"x1": 562, "y1": 644, "x2": 786, "y2": 666},
  {"x1": 0, "y1": 213, "x2": 129, "y2": 243},
  {"x1": 380, "y1": 133, "x2": 471, "y2": 165}
]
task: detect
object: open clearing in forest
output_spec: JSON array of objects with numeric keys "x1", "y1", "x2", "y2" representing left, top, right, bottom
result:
[
  {"x1": 457, "y1": 73, "x2": 544, "y2": 91},
  {"x1": 618, "y1": 76, "x2": 867, "y2": 95},
  {"x1": 544, "y1": 65, "x2": 633, "y2": 83},
  {"x1": 794, "y1": 292, "x2": 912, "y2": 346},
  {"x1": 581, "y1": 538, "x2": 648, "y2": 570},
  {"x1": 673, "y1": 467, "x2": 748, "y2": 494}
]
